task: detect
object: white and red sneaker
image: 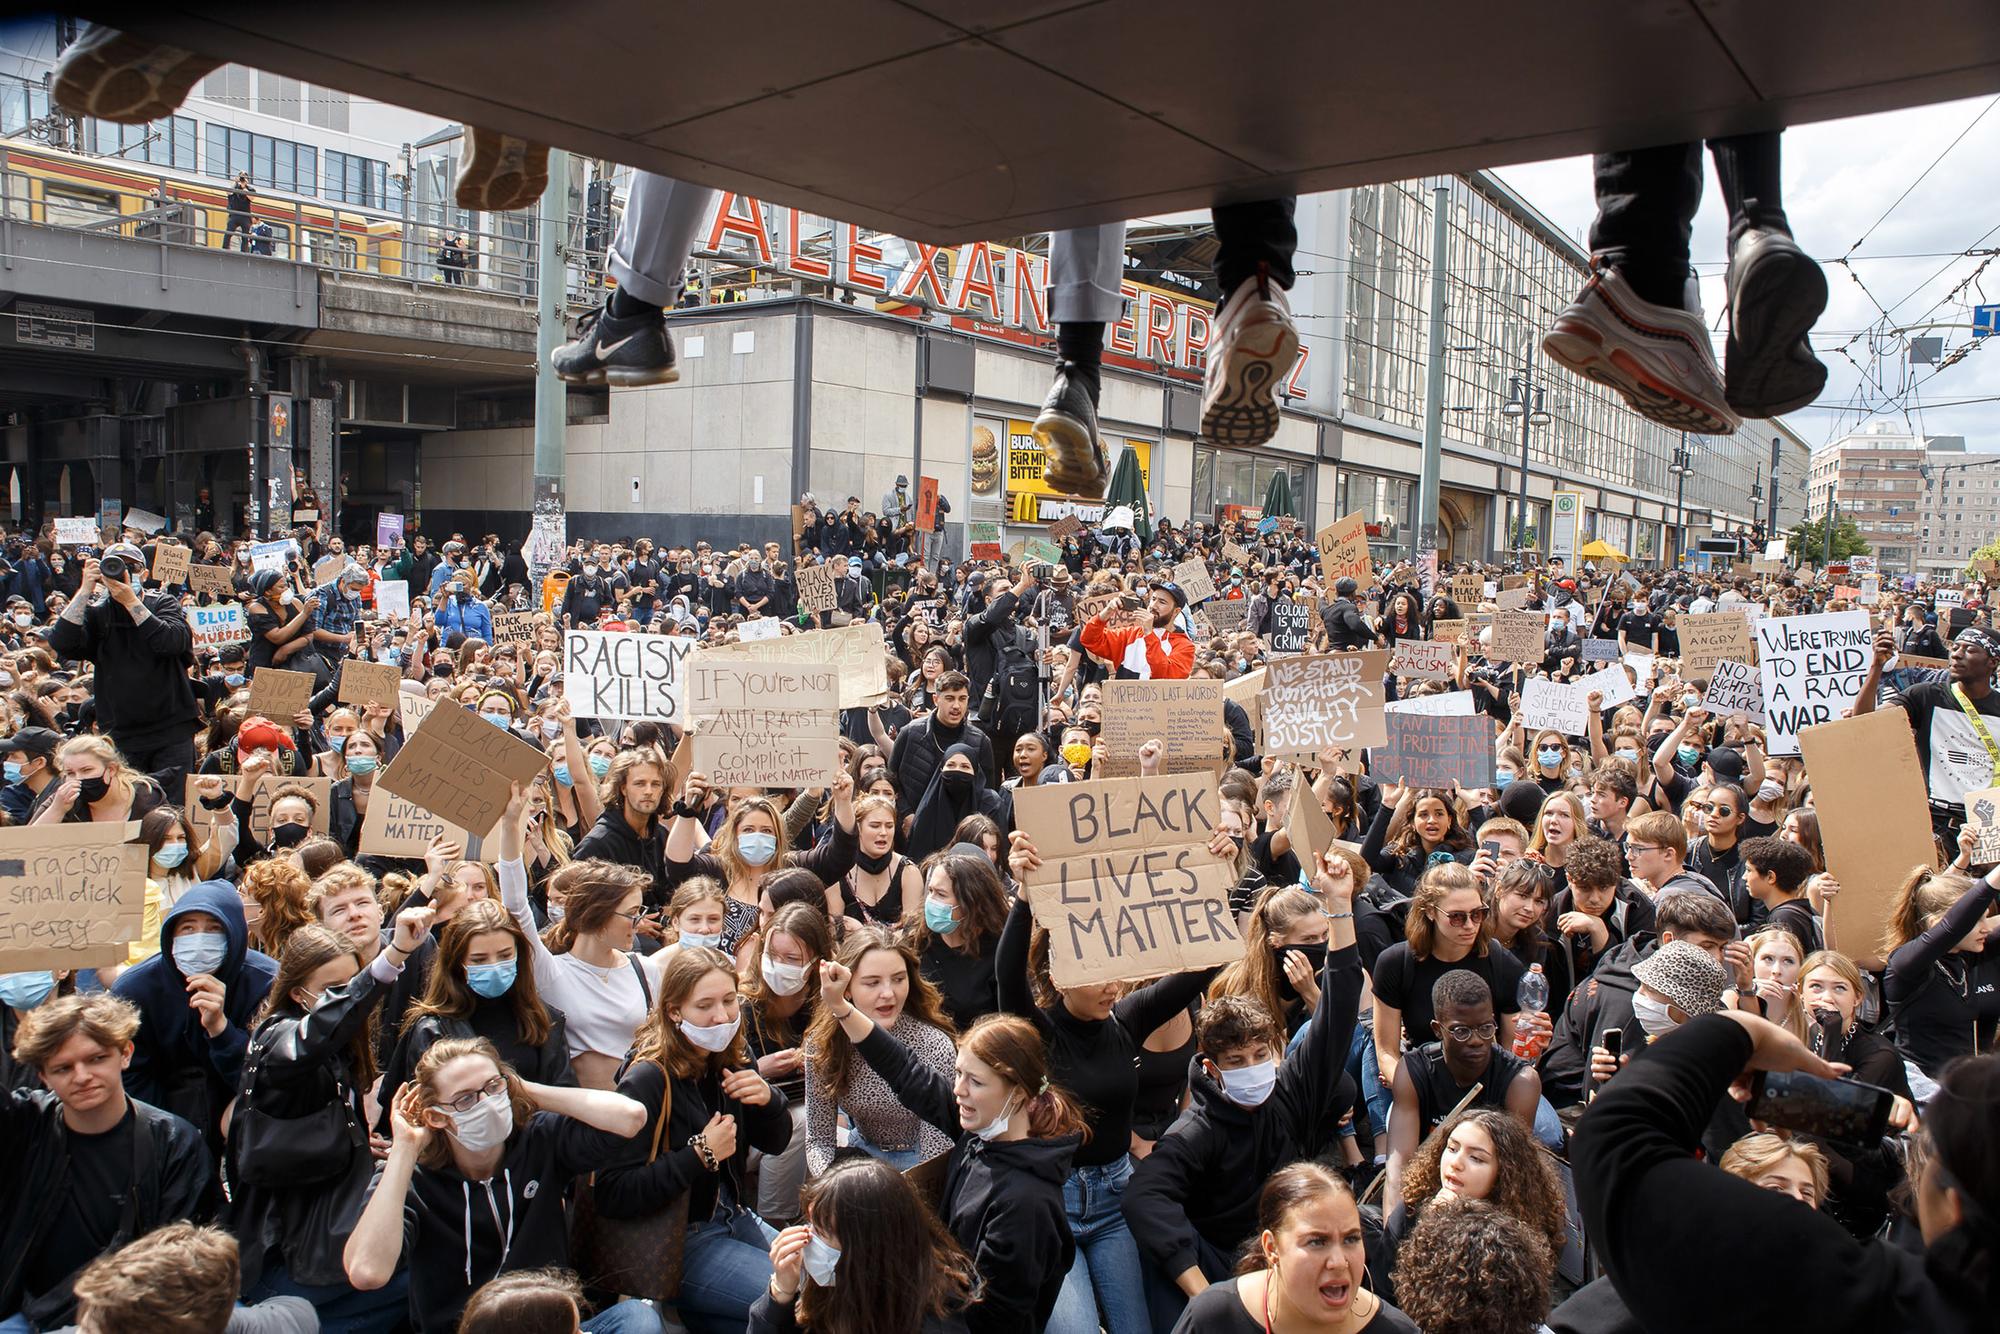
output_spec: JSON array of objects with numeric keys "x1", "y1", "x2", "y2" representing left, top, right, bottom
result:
[
  {"x1": 1543, "y1": 266, "x2": 1739, "y2": 435},
  {"x1": 1200, "y1": 264, "x2": 1300, "y2": 447}
]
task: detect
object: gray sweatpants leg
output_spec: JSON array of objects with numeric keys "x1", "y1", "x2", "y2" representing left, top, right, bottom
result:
[
  {"x1": 1047, "y1": 223, "x2": 1128, "y2": 324},
  {"x1": 607, "y1": 173, "x2": 717, "y2": 307}
]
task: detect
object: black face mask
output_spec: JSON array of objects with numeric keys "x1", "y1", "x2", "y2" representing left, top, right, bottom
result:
[
  {"x1": 941, "y1": 770, "x2": 975, "y2": 798},
  {"x1": 1275, "y1": 942, "x2": 1329, "y2": 1003},
  {"x1": 75, "y1": 775, "x2": 110, "y2": 804},
  {"x1": 270, "y1": 821, "x2": 310, "y2": 849},
  {"x1": 854, "y1": 846, "x2": 895, "y2": 875},
  {"x1": 1081, "y1": 719, "x2": 1102, "y2": 737}
]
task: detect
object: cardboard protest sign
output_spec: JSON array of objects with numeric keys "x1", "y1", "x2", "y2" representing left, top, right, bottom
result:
[
  {"x1": 1012, "y1": 774, "x2": 1244, "y2": 987},
  {"x1": 1519, "y1": 678, "x2": 1586, "y2": 735},
  {"x1": 1390, "y1": 639, "x2": 1456, "y2": 681},
  {"x1": 0, "y1": 823, "x2": 149, "y2": 970},
  {"x1": 122, "y1": 507, "x2": 166, "y2": 534},
  {"x1": 1756, "y1": 611, "x2": 1872, "y2": 755},
  {"x1": 151, "y1": 543, "x2": 192, "y2": 586},
  {"x1": 313, "y1": 555, "x2": 346, "y2": 587},
  {"x1": 1317, "y1": 512, "x2": 1371, "y2": 585},
  {"x1": 1049, "y1": 515, "x2": 1085, "y2": 543},
  {"x1": 700, "y1": 620, "x2": 891, "y2": 709},
  {"x1": 189, "y1": 603, "x2": 249, "y2": 652},
  {"x1": 359, "y1": 788, "x2": 492, "y2": 859},
  {"x1": 1575, "y1": 663, "x2": 1638, "y2": 710},
  {"x1": 1287, "y1": 775, "x2": 1337, "y2": 868},
  {"x1": 1429, "y1": 617, "x2": 1469, "y2": 646},
  {"x1": 1205, "y1": 598, "x2": 1248, "y2": 636},
  {"x1": 1936, "y1": 588, "x2": 1966, "y2": 609},
  {"x1": 916, "y1": 476, "x2": 940, "y2": 532},
  {"x1": 795, "y1": 564, "x2": 838, "y2": 616},
  {"x1": 1703, "y1": 660, "x2": 1766, "y2": 724},
  {"x1": 1896, "y1": 653, "x2": 1951, "y2": 673},
  {"x1": 1376, "y1": 710, "x2": 1494, "y2": 790},
  {"x1": 790, "y1": 504, "x2": 808, "y2": 559},
  {"x1": 185, "y1": 774, "x2": 333, "y2": 847},
  {"x1": 1488, "y1": 612, "x2": 1546, "y2": 664},
  {"x1": 1581, "y1": 637, "x2": 1622, "y2": 663},
  {"x1": 1172, "y1": 558, "x2": 1217, "y2": 606},
  {"x1": 1221, "y1": 541, "x2": 1251, "y2": 566},
  {"x1": 379, "y1": 702, "x2": 549, "y2": 838},
  {"x1": 1495, "y1": 586, "x2": 1534, "y2": 611},
  {"x1": 491, "y1": 612, "x2": 535, "y2": 646},
  {"x1": 375, "y1": 579, "x2": 411, "y2": 621},
  {"x1": 1799, "y1": 711, "x2": 1937, "y2": 953},
  {"x1": 248, "y1": 668, "x2": 314, "y2": 722},
  {"x1": 249, "y1": 539, "x2": 294, "y2": 575},
  {"x1": 1679, "y1": 612, "x2": 1755, "y2": 679},
  {"x1": 337, "y1": 658, "x2": 404, "y2": 711},
  {"x1": 1261, "y1": 651, "x2": 1389, "y2": 761},
  {"x1": 187, "y1": 563, "x2": 236, "y2": 598},
  {"x1": 564, "y1": 630, "x2": 697, "y2": 723},
  {"x1": 1450, "y1": 573, "x2": 1484, "y2": 607},
  {"x1": 737, "y1": 617, "x2": 784, "y2": 642},
  {"x1": 1385, "y1": 689, "x2": 1475, "y2": 716},
  {"x1": 397, "y1": 689, "x2": 435, "y2": 736},
  {"x1": 53, "y1": 516, "x2": 98, "y2": 545},
  {"x1": 1224, "y1": 666, "x2": 1266, "y2": 737},
  {"x1": 1963, "y1": 786, "x2": 2000, "y2": 866},
  {"x1": 1268, "y1": 603, "x2": 1313, "y2": 654},
  {"x1": 1097, "y1": 679, "x2": 1227, "y2": 776},
  {"x1": 686, "y1": 656, "x2": 841, "y2": 789}
]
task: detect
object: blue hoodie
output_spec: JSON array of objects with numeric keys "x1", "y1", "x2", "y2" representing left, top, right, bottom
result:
[{"x1": 112, "y1": 880, "x2": 276, "y2": 1146}]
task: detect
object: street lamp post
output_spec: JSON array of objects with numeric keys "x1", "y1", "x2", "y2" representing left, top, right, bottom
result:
[
  {"x1": 1500, "y1": 340, "x2": 1552, "y2": 561},
  {"x1": 1669, "y1": 434, "x2": 1696, "y2": 568},
  {"x1": 1767, "y1": 435, "x2": 1782, "y2": 540}
]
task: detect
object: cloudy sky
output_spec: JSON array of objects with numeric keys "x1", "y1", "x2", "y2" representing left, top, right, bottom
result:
[{"x1": 1493, "y1": 93, "x2": 2000, "y2": 453}]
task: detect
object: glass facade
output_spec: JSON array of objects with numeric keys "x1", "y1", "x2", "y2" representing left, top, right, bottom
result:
[
  {"x1": 1343, "y1": 174, "x2": 1772, "y2": 534},
  {"x1": 1337, "y1": 470, "x2": 1416, "y2": 561},
  {"x1": 205, "y1": 124, "x2": 319, "y2": 197},
  {"x1": 1193, "y1": 448, "x2": 1313, "y2": 524}
]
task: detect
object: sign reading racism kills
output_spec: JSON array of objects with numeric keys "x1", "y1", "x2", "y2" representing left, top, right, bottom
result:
[{"x1": 564, "y1": 631, "x2": 698, "y2": 723}]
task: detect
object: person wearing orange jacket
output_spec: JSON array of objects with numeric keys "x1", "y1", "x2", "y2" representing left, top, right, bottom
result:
[{"x1": 1080, "y1": 583, "x2": 1195, "y2": 680}]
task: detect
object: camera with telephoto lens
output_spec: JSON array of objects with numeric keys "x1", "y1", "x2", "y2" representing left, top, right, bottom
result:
[{"x1": 99, "y1": 554, "x2": 127, "y2": 582}]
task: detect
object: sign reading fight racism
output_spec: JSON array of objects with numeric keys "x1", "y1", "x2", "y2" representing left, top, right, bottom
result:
[
  {"x1": 1261, "y1": 652, "x2": 1388, "y2": 762},
  {"x1": 0, "y1": 823, "x2": 148, "y2": 970},
  {"x1": 1012, "y1": 774, "x2": 1245, "y2": 987},
  {"x1": 563, "y1": 631, "x2": 697, "y2": 723},
  {"x1": 1755, "y1": 611, "x2": 1872, "y2": 755},
  {"x1": 1390, "y1": 640, "x2": 1456, "y2": 681},
  {"x1": 686, "y1": 657, "x2": 841, "y2": 789}
]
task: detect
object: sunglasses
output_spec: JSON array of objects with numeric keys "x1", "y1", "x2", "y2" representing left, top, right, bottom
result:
[
  {"x1": 1439, "y1": 906, "x2": 1488, "y2": 929},
  {"x1": 437, "y1": 1073, "x2": 509, "y2": 1114}
]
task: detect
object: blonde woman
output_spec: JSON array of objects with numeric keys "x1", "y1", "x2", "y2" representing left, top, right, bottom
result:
[
  {"x1": 1718, "y1": 1132, "x2": 1830, "y2": 1210},
  {"x1": 1733, "y1": 927, "x2": 1808, "y2": 1040},
  {"x1": 667, "y1": 766, "x2": 858, "y2": 958},
  {"x1": 32, "y1": 734, "x2": 163, "y2": 825},
  {"x1": 1208, "y1": 886, "x2": 1330, "y2": 1039}
]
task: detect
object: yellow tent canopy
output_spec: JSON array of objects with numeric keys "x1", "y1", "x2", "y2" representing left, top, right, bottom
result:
[{"x1": 1576, "y1": 539, "x2": 1629, "y2": 563}]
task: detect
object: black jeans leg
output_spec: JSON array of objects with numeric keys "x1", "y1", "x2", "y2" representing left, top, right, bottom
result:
[
  {"x1": 1212, "y1": 197, "x2": 1298, "y2": 301},
  {"x1": 119, "y1": 730, "x2": 194, "y2": 799},
  {"x1": 1587, "y1": 143, "x2": 1702, "y2": 308},
  {"x1": 1708, "y1": 131, "x2": 1789, "y2": 245}
]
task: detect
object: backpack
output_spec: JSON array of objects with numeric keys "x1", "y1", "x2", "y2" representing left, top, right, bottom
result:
[{"x1": 982, "y1": 623, "x2": 1042, "y2": 734}]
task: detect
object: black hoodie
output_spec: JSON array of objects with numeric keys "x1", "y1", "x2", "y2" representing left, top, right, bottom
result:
[
  {"x1": 1122, "y1": 944, "x2": 1362, "y2": 1281},
  {"x1": 855, "y1": 1023, "x2": 1077, "y2": 1334},
  {"x1": 1538, "y1": 931, "x2": 1654, "y2": 1108}
]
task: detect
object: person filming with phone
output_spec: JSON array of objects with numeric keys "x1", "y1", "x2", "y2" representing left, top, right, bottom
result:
[{"x1": 44, "y1": 540, "x2": 198, "y2": 792}]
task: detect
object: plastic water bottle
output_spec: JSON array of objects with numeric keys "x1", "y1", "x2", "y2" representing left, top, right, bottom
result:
[{"x1": 1512, "y1": 964, "x2": 1550, "y2": 1061}]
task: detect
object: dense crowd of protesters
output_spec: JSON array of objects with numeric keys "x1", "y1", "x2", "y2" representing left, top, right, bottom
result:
[{"x1": 0, "y1": 504, "x2": 1995, "y2": 1334}]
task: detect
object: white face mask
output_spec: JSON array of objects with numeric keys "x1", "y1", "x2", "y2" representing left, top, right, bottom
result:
[
  {"x1": 759, "y1": 956, "x2": 808, "y2": 997},
  {"x1": 802, "y1": 1231, "x2": 841, "y2": 1287},
  {"x1": 1632, "y1": 989, "x2": 1679, "y2": 1037},
  {"x1": 1215, "y1": 1059, "x2": 1280, "y2": 1108},
  {"x1": 446, "y1": 1090, "x2": 514, "y2": 1151},
  {"x1": 969, "y1": 1096, "x2": 1017, "y2": 1143},
  {"x1": 678, "y1": 1013, "x2": 742, "y2": 1052}
]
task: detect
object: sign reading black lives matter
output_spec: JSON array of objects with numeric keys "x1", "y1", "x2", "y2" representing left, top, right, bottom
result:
[
  {"x1": 564, "y1": 630, "x2": 696, "y2": 723},
  {"x1": 1012, "y1": 775, "x2": 1244, "y2": 987}
]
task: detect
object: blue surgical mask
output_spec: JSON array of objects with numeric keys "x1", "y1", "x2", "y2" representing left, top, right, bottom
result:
[
  {"x1": 1682, "y1": 694, "x2": 1701, "y2": 710},
  {"x1": 1615, "y1": 747, "x2": 1640, "y2": 763},
  {"x1": 225, "y1": 673, "x2": 248, "y2": 688},
  {"x1": 588, "y1": 754, "x2": 612, "y2": 779},
  {"x1": 2, "y1": 761, "x2": 21, "y2": 784},
  {"x1": 383, "y1": 648, "x2": 402, "y2": 665},
  {"x1": 346, "y1": 755, "x2": 378, "y2": 776},
  {"x1": 1216, "y1": 1058, "x2": 1280, "y2": 1108},
  {"x1": 465, "y1": 959, "x2": 518, "y2": 999},
  {"x1": 0, "y1": 971, "x2": 56, "y2": 1009},
  {"x1": 1537, "y1": 748, "x2": 1563, "y2": 769},
  {"x1": 480, "y1": 711, "x2": 512, "y2": 730},
  {"x1": 679, "y1": 930, "x2": 723, "y2": 951},
  {"x1": 923, "y1": 895, "x2": 959, "y2": 933},
  {"x1": 153, "y1": 842, "x2": 189, "y2": 870},
  {"x1": 736, "y1": 831, "x2": 777, "y2": 866},
  {"x1": 329, "y1": 733, "x2": 348, "y2": 753},
  {"x1": 553, "y1": 763, "x2": 573, "y2": 788},
  {"x1": 1677, "y1": 745, "x2": 1701, "y2": 767},
  {"x1": 171, "y1": 931, "x2": 228, "y2": 977},
  {"x1": 1495, "y1": 768, "x2": 1517, "y2": 784}
]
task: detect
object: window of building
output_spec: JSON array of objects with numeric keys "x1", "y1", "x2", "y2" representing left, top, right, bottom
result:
[
  {"x1": 323, "y1": 150, "x2": 397, "y2": 209},
  {"x1": 1193, "y1": 447, "x2": 1313, "y2": 524},
  {"x1": 206, "y1": 125, "x2": 316, "y2": 196},
  {"x1": 1337, "y1": 470, "x2": 1416, "y2": 560},
  {"x1": 0, "y1": 77, "x2": 50, "y2": 137},
  {"x1": 86, "y1": 115, "x2": 197, "y2": 171}
]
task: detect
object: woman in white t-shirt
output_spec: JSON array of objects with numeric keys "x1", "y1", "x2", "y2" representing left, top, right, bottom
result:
[{"x1": 496, "y1": 781, "x2": 653, "y2": 1089}]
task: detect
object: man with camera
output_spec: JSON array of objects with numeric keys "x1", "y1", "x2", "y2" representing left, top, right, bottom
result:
[{"x1": 44, "y1": 541, "x2": 198, "y2": 792}]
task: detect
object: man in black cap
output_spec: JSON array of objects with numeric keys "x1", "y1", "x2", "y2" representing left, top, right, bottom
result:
[
  {"x1": 1080, "y1": 582, "x2": 1194, "y2": 679},
  {"x1": 1321, "y1": 576, "x2": 1378, "y2": 651},
  {"x1": 0, "y1": 725, "x2": 62, "y2": 823},
  {"x1": 43, "y1": 542, "x2": 198, "y2": 792},
  {"x1": 1856, "y1": 622, "x2": 2000, "y2": 838}
]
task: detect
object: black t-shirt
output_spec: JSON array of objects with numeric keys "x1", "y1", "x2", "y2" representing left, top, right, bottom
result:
[
  {"x1": 1372, "y1": 940, "x2": 1527, "y2": 1051},
  {"x1": 1403, "y1": 1040, "x2": 1531, "y2": 1135},
  {"x1": 1251, "y1": 830, "x2": 1301, "y2": 888},
  {"x1": 1616, "y1": 611, "x2": 1663, "y2": 650},
  {"x1": 1896, "y1": 680, "x2": 2000, "y2": 813},
  {"x1": 245, "y1": 604, "x2": 288, "y2": 672},
  {"x1": 26, "y1": 1105, "x2": 136, "y2": 1297},
  {"x1": 1175, "y1": 1281, "x2": 1419, "y2": 1333}
]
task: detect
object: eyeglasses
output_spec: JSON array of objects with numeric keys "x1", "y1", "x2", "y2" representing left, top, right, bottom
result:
[
  {"x1": 1444, "y1": 1023, "x2": 1500, "y2": 1043},
  {"x1": 438, "y1": 1074, "x2": 509, "y2": 1114},
  {"x1": 1627, "y1": 844, "x2": 1665, "y2": 856},
  {"x1": 612, "y1": 907, "x2": 649, "y2": 924},
  {"x1": 1439, "y1": 907, "x2": 1488, "y2": 929}
]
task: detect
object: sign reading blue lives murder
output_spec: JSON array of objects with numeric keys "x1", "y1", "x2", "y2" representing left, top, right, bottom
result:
[
  {"x1": 1755, "y1": 611, "x2": 1872, "y2": 755},
  {"x1": 563, "y1": 630, "x2": 697, "y2": 723},
  {"x1": 1012, "y1": 774, "x2": 1244, "y2": 987},
  {"x1": 1373, "y1": 711, "x2": 1495, "y2": 790}
]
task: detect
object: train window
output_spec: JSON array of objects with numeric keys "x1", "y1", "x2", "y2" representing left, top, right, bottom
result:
[{"x1": 42, "y1": 182, "x2": 119, "y2": 228}]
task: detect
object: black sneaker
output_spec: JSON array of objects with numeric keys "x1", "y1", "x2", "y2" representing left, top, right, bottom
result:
[
  {"x1": 1724, "y1": 227, "x2": 1827, "y2": 417},
  {"x1": 1035, "y1": 361, "x2": 1107, "y2": 497},
  {"x1": 551, "y1": 298, "x2": 678, "y2": 387}
]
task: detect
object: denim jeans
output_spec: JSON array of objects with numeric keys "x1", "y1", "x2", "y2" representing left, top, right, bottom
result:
[
  {"x1": 1345, "y1": 1019, "x2": 1393, "y2": 1143},
  {"x1": 1045, "y1": 1155, "x2": 1150, "y2": 1334},
  {"x1": 674, "y1": 1199, "x2": 777, "y2": 1334},
  {"x1": 849, "y1": 1125, "x2": 925, "y2": 1171},
  {"x1": 583, "y1": 1299, "x2": 665, "y2": 1333},
  {"x1": 245, "y1": 1259, "x2": 410, "y2": 1334}
]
